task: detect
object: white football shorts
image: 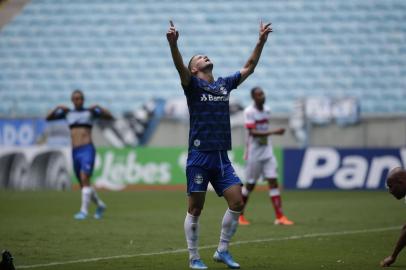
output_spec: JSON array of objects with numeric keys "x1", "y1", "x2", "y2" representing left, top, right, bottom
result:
[{"x1": 245, "y1": 156, "x2": 278, "y2": 184}]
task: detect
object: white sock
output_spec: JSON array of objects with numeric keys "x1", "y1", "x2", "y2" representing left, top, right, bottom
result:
[
  {"x1": 184, "y1": 212, "x2": 200, "y2": 260},
  {"x1": 218, "y1": 208, "x2": 240, "y2": 252},
  {"x1": 269, "y1": 188, "x2": 280, "y2": 197},
  {"x1": 90, "y1": 187, "x2": 105, "y2": 207},
  {"x1": 80, "y1": 186, "x2": 92, "y2": 215}
]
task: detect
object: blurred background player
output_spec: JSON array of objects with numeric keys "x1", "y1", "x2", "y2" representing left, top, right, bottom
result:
[
  {"x1": 46, "y1": 90, "x2": 113, "y2": 220},
  {"x1": 167, "y1": 20, "x2": 272, "y2": 269},
  {"x1": 381, "y1": 167, "x2": 406, "y2": 267},
  {"x1": 239, "y1": 87, "x2": 294, "y2": 226}
]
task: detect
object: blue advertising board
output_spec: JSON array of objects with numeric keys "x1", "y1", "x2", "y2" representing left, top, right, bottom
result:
[
  {"x1": 0, "y1": 119, "x2": 46, "y2": 146},
  {"x1": 283, "y1": 147, "x2": 405, "y2": 190}
]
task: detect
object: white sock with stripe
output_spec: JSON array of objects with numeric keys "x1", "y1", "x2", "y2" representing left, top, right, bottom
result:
[
  {"x1": 218, "y1": 208, "x2": 240, "y2": 252},
  {"x1": 80, "y1": 186, "x2": 92, "y2": 215},
  {"x1": 184, "y1": 212, "x2": 200, "y2": 260}
]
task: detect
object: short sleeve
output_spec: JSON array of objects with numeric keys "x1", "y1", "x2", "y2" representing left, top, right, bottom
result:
[
  {"x1": 182, "y1": 76, "x2": 199, "y2": 94},
  {"x1": 244, "y1": 109, "x2": 256, "y2": 129},
  {"x1": 223, "y1": 71, "x2": 241, "y2": 91}
]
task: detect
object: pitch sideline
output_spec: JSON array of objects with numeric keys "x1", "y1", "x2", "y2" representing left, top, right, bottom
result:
[{"x1": 18, "y1": 226, "x2": 400, "y2": 269}]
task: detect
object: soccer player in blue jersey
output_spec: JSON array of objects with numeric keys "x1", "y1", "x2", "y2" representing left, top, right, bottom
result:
[
  {"x1": 46, "y1": 90, "x2": 113, "y2": 220},
  {"x1": 167, "y1": 20, "x2": 272, "y2": 269}
]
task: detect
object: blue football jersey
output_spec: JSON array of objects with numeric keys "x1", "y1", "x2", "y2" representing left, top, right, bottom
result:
[{"x1": 182, "y1": 71, "x2": 241, "y2": 151}]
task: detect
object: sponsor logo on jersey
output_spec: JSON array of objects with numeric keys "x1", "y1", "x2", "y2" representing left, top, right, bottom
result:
[{"x1": 200, "y1": 94, "x2": 229, "y2": 102}]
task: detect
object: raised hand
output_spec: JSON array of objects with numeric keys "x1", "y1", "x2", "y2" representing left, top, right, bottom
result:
[
  {"x1": 259, "y1": 20, "x2": 272, "y2": 43},
  {"x1": 166, "y1": 20, "x2": 179, "y2": 46},
  {"x1": 380, "y1": 255, "x2": 396, "y2": 267}
]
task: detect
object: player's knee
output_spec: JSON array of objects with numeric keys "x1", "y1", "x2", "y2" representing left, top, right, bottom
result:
[
  {"x1": 80, "y1": 173, "x2": 91, "y2": 186},
  {"x1": 268, "y1": 179, "x2": 278, "y2": 188},
  {"x1": 188, "y1": 206, "x2": 203, "y2": 216},
  {"x1": 229, "y1": 199, "x2": 244, "y2": 212},
  {"x1": 81, "y1": 180, "x2": 90, "y2": 187}
]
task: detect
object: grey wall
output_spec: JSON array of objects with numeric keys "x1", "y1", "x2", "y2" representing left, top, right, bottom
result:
[{"x1": 149, "y1": 115, "x2": 406, "y2": 148}]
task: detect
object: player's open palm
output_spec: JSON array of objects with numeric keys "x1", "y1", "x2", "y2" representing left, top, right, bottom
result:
[
  {"x1": 166, "y1": 20, "x2": 179, "y2": 46},
  {"x1": 380, "y1": 255, "x2": 395, "y2": 267},
  {"x1": 259, "y1": 20, "x2": 272, "y2": 42}
]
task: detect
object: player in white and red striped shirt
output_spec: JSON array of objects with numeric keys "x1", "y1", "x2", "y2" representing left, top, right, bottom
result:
[{"x1": 240, "y1": 86, "x2": 294, "y2": 226}]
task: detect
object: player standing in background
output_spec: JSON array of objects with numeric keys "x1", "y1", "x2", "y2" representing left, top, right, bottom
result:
[
  {"x1": 46, "y1": 90, "x2": 113, "y2": 220},
  {"x1": 381, "y1": 167, "x2": 406, "y2": 267},
  {"x1": 239, "y1": 87, "x2": 294, "y2": 226},
  {"x1": 167, "y1": 20, "x2": 272, "y2": 269}
]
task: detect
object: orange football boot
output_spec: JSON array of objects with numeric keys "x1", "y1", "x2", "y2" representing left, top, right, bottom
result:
[
  {"x1": 274, "y1": 215, "x2": 294, "y2": 225},
  {"x1": 238, "y1": 215, "x2": 250, "y2": 225}
]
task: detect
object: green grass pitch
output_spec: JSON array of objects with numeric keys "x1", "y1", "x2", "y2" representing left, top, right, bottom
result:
[{"x1": 0, "y1": 190, "x2": 405, "y2": 270}]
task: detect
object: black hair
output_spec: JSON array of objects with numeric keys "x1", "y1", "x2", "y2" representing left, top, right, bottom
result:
[
  {"x1": 250, "y1": 86, "x2": 263, "y2": 98},
  {"x1": 71, "y1": 89, "x2": 84, "y2": 99},
  {"x1": 188, "y1": 55, "x2": 198, "y2": 72}
]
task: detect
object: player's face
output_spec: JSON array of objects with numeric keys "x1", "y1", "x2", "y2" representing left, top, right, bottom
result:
[
  {"x1": 191, "y1": 55, "x2": 213, "y2": 74},
  {"x1": 387, "y1": 178, "x2": 406, "y2": 200},
  {"x1": 71, "y1": 93, "x2": 84, "y2": 109},
  {"x1": 253, "y1": 89, "x2": 265, "y2": 106}
]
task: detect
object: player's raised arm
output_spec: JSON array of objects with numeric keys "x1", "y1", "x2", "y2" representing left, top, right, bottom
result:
[
  {"x1": 239, "y1": 21, "x2": 273, "y2": 85},
  {"x1": 166, "y1": 20, "x2": 191, "y2": 87},
  {"x1": 46, "y1": 105, "x2": 69, "y2": 121}
]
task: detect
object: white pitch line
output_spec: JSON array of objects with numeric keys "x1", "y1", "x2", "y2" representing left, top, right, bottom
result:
[{"x1": 18, "y1": 226, "x2": 400, "y2": 269}]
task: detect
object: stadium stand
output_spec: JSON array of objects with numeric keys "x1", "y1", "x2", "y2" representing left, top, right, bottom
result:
[{"x1": 0, "y1": 0, "x2": 405, "y2": 116}]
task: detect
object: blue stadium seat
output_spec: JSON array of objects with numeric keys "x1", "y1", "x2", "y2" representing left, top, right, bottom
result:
[{"x1": 0, "y1": 0, "x2": 405, "y2": 116}]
